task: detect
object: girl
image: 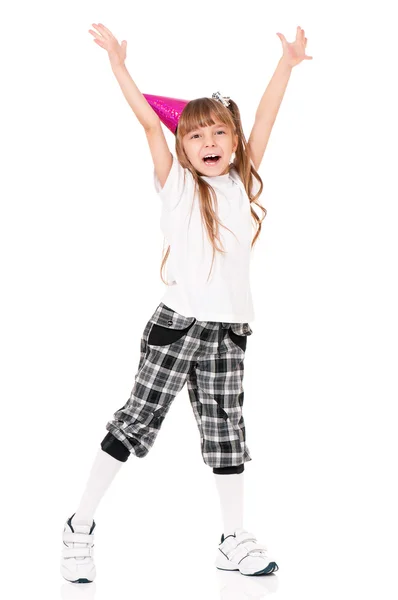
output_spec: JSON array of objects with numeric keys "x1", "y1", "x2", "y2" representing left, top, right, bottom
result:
[{"x1": 60, "y1": 22, "x2": 312, "y2": 584}]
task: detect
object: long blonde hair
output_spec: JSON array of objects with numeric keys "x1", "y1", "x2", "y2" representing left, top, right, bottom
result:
[{"x1": 160, "y1": 97, "x2": 267, "y2": 284}]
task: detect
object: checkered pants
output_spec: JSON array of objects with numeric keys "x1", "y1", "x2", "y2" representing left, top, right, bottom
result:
[{"x1": 101, "y1": 302, "x2": 253, "y2": 471}]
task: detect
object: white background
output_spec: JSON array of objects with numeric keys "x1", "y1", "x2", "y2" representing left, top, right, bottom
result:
[{"x1": 1, "y1": 0, "x2": 397, "y2": 599}]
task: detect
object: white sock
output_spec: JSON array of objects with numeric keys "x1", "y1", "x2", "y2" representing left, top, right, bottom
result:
[
  {"x1": 72, "y1": 448, "x2": 124, "y2": 527},
  {"x1": 214, "y1": 472, "x2": 244, "y2": 537}
]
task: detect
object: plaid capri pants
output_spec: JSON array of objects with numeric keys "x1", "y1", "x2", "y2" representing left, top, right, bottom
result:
[{"x1": 100, "y1": 302, "x2": 253, "y2": 473}]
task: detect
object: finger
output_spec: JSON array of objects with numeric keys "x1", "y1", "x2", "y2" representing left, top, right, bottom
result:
[
  {"x1": 96, "y1": 23, "x2": 114, "y2": 38},
  {"x1": 91, "y1": 23, "x2": 111, "y2": 41},
  {"x1": 91, "y1": 23, "x2": 105, "y2": 35},
  {"x1": 88, "y1": 29, "x2": 104, "y2": 40},
  {"x1": 89, "y1": 31, "x2": 106, "y2": 46},
  {"x1": 91, "y1": 27, "x2": 107, "y2": 42},
  {"x1": 93, "y1": 38, "x2": 106, "y2": 48}
]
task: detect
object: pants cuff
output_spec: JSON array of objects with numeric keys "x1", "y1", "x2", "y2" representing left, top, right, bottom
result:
[
  {"x1": 101, "y1": 432, "x2": 130, "y2": 462},
  {"x1": 213, "y1": 464, "x2": 244, "y2": 474}
]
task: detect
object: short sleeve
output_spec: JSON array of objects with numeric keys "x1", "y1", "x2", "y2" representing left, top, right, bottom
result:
[
  {"x1": 229, "y1": 163, "x2": 262, "y2": 199},
  {"x1": 153, "y1": 153, "x2": 190, "y2": 211}
]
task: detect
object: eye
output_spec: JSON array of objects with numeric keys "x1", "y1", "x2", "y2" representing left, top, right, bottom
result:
[{"x1": 190, "y1": 129, "x2": 225, "y2": 139}]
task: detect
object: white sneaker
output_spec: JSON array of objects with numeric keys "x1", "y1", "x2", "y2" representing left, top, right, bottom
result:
[
  {"x1": 60, "y1": 513, "x2": 96, "y2": 583},
  {"x1": 215, "y1": 528, "x2": 279, "y2": 576}
]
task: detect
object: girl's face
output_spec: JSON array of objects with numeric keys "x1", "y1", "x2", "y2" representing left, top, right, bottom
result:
[{"x1": 182, "y1": 119, "x2": 238, "y2": 176}]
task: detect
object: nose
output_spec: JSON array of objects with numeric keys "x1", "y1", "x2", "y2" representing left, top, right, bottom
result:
[{"x1": 203, "y1": 132, "x2": 217, "y2": 147}]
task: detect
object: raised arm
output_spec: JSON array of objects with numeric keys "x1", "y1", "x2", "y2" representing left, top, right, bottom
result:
[
  {"x1": 89, "y1": 23, "x2": 172, "y2": 188},
  {"x1": 247, "y1": 58, "x2": 292, "y2": 172},
  {"x1": 111, "y1": 62, "x2": 172, "y2": 187},
  {"x1": 248, "y1": 26, "x2": 312, "y2": 171}
]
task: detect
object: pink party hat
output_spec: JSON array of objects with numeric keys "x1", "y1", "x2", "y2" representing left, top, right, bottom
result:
[
  {"x1": 143, "y1": 94, "x2": 189, "y2": 135},
  {"x1": 143, "y1": 92, "x2": 230, "y2": 135}
]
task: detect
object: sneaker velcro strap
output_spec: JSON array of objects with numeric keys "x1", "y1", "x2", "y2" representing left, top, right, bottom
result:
[
  {"x1": 220, "y1": 533, "x2": 255, "y2": 554},
  {"x1": 233, "y1": 530, "x2": 257, "y2": 545},
  {"x1": 220, "y1": 537, "x2": 239, "y2": 554},
  {"x1": 63, "y1": 532, "x2": 94, "y2": 544},
  {"x1": 227, "y1": 543, "x2": 253, "y2": 562},
  {"x1": 228, "y1": 542, "x2": 269, "y2": 562},
  {"x1": 247, "y1": 542, "x2": 269, "y2": 554},
  {"x1": 62, "y1": 546, "x2": 93, "y2": 559}
]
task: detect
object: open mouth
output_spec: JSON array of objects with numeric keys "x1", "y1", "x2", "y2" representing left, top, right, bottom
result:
[{"x1": 203, "y1": 155, "x2": 221, "y2": 165}]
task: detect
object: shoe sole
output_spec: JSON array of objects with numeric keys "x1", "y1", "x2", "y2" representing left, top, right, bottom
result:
[
  {"x1": 216, "y1": 561, "x2": 279, "y2": 576},
  {"x1": 62, "y1": 576, "x2": 94, "y2": 584}
]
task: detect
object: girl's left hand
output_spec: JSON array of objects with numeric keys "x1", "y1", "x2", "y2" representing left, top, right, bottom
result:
[{"x1": 276, "y1": 26, "x2": 313, "y2": 67}]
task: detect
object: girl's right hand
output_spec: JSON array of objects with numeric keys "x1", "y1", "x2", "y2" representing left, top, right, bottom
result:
[{"x1": 88, "y1": 23, "x2": 127, "y2": 69}]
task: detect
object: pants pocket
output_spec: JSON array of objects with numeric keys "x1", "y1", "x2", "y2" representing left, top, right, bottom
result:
[
  {"x1": 227, "y1": 328, "x2": 248, "y2": 352},
  {"x1": 147, "y1": 320, "x2": 196, "y2": 346}
]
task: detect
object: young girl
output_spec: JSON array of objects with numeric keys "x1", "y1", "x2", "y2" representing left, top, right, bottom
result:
[{"x1": 60, "y1": 22, "x2": 312, "y2": 584}]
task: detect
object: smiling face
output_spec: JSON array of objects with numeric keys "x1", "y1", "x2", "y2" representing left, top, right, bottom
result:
[{"x1": 182, "y1": 115, "x2": 238, "y2": 176}]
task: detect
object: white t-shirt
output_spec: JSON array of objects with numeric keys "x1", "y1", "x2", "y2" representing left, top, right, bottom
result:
[{"x1": 153, "y1": 154, "x2": 261, "y2": 323}]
